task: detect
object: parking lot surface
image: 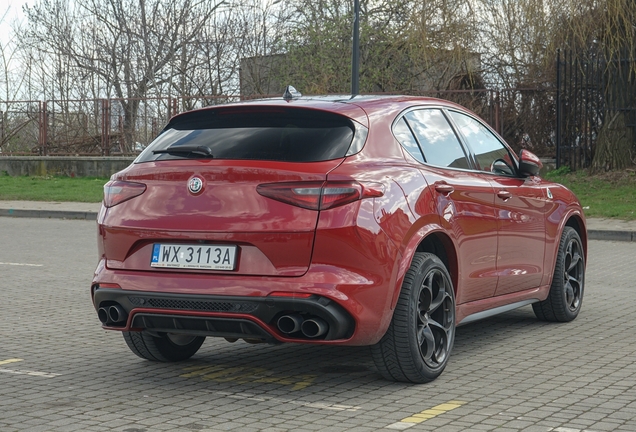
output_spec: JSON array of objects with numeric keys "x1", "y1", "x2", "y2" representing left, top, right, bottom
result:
[{"x1": 1, "y1": 217, "x2": 635, "y2": 432}]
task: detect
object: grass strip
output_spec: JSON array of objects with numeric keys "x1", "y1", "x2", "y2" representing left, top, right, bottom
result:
[
  {"x1": 545, "y1": 168, "x2": 636, "y2": 220},
  {"x1": 0, "y1": 172, "x2": 107, "y2": 203}
]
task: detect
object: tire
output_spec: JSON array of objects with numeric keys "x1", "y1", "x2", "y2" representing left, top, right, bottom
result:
[
  {"x1": 123, "y1": 331, "x2": 205, "y2": 362},
  {"x1": 533, "y1": 226, "x2": 585, "y2": 322},
  {"x1": 372, "y1": 252, "x2": 456, "y2": 383}
]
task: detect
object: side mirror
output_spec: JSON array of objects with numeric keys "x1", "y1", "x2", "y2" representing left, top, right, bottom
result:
[{"x1": 518, "y1": 149, "x2": 543, "y2": 177}]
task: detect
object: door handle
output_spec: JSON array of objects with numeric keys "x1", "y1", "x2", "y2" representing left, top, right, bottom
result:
[
  {"x1": 434, "y1": 182, "x2": 454, "y2": 195},
  {"x1": 497, "y1": 190, "x2": 512, "y2": 201}
]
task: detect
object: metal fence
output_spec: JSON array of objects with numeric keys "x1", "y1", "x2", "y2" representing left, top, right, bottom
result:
[
  {"x1": 406, "y1": 88, "x2": 557, "y2": 159},
  {"x1": 0, "y1": 95, "x2": 238, "y2": 156},
  {"x1": 555, "y1": 48, "x2": 636, "y2": 170},
  {"x1": 1, "y1": 89, "x2": 558, "y2": 159},
  {"x1": 0, "y1": 100, "x2": 41, "y2": 155}
]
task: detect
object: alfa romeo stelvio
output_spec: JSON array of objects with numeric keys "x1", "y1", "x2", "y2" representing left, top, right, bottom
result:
[{"x1": 91, "y1": 93, "x2": 586, "y2": 383}]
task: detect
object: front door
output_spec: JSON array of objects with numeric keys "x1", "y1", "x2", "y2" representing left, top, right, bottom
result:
[{"x1": 446, "y1": 110, "x2": 546, "y2": 296}]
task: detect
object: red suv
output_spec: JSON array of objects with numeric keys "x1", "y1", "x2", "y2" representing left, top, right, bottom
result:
[{"x1": 91, "y1": 94, "x2": 586, "y2": 383}]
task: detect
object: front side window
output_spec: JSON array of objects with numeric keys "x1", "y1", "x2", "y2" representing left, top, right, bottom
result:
[
  {"x1": 448, "y1": 111, "x2": 516, "y2": 175},
  {"x1": 404, "y1": 109, "x2": 469, "y2": 169}
]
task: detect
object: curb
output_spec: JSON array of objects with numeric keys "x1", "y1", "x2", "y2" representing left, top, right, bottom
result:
[
  {"x1": 0, "y1": 209, "x2": 98, "y2": 220},
  {"x1": 587, "y1": 229, "x2": 635, "y2": 242}
]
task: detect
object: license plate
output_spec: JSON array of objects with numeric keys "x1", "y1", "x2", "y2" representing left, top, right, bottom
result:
[{"x1": 151, "y1": 244, "x2": 237, "y2": 270}]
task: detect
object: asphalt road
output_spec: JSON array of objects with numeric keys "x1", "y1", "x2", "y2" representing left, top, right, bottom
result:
[{"x1": 1, "y1": 217, "x2": 635, "y2": 432}]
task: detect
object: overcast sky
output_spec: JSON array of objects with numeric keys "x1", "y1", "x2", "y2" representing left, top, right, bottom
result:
[{"x1": 1, "y1": 0, "x2": 32, "y2": 46}]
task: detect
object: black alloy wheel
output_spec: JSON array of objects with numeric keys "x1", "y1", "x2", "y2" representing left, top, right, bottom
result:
[
  {"x1": 417, "y1": 267, "x2": 454, "y2": 369},
  {"x1": 372, "y1": 252, "x2": 456, "y2": 383},
  {"x1": 533, "y1": 226, "x2": 585, "y2": 322}
]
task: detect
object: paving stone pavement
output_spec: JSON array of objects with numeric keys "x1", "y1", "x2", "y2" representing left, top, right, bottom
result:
[{"x1": 0, "y1": 217, "x2": 635, "y2": 432}]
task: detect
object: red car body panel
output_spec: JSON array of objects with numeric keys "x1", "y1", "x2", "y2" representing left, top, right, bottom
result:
[
  {"x1": 101, "y1": 159, "x2": 345, "y2": 276},
  {"x1": 92, "y1": 95, "x2": 587, "y2": 348}
]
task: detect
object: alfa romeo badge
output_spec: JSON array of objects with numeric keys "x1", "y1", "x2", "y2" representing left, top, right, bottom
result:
[{"x1": 188, "y1": 176, "x2": 204, "y2": 194}]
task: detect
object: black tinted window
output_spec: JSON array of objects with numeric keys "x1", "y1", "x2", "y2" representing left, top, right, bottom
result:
[
  {"x1": 136, "y1": 108, "x2": 356, "y2": 163},
  {"x1": 404, "y1": 109, "x2": 469, "y2": 169}
]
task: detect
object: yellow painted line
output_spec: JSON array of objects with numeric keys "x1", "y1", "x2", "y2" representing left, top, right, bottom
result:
[
  {"x1": 180, "y1": 364, "x2": 317, "y2": 390},
  {"x1": 387, "y1": 400, "x2": 467, "y2": 429},
  {"x1": 0, "y1": 359, "x2": 23, "y2": 366},
  {"x1": 180, "y1": 365, "x2": 223, "y2": 378}
]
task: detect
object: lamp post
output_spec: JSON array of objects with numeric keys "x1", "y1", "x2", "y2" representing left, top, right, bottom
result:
[{"x1": 351, "y1": 0, "x2": 360, "y2": 96}]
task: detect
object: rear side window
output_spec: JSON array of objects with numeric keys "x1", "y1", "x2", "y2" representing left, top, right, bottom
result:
[
  {"x1": 136, "y1": 107, "x2": 359, "y2": 163},
  {"x1": 403, "y1": 109, "x2": 469, "y2": 169},
  {"x1": 393, "y1": 117, "x2": 425, "y2": 163}
]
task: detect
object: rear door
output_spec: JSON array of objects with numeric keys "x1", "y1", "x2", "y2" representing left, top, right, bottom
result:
[{"x1": 392, "y1": 108, "x2": 500, "y2": 304}]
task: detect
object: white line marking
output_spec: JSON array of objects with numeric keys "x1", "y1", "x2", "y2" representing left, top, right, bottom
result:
[
  {"x1": 0, "y1": 359, "x2": 23, "y2": 366},
  {"x1": 550, "y1": 428, "x2": 601, "y2": 432},
  {"x1": 0, "y1": 368, "x2": 60, "y2": 378},
  {"x1": 386, "y1": 422, "x2": 414, "y2": 430},
  {"x1": 0, "y1": 262, "x2": 44, "y2": 267},
  {"x1": 213, "y1": 391, "x2": 360, "y2": 412}
]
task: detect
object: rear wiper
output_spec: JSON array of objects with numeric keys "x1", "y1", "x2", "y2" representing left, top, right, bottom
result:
[{"x1": 153, "y1": 145, "x2": 214, "y2": 158}]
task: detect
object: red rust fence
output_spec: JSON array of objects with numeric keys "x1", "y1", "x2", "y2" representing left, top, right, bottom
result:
[
  {"x1": 1, "y1": 90, "x2": 557, "y2": 159},
  {"x1": 0, "y1": 95, "x2": 235, "y2": 156}
]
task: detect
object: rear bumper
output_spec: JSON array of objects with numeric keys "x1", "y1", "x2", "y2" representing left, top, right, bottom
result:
[
  {"x1": 91, "y1": 212, "x2": 400, "y2": 346},
  {"x1": 92, "y1": 287, "x2": 355, "y2": 342},
  {"x1": 92, "y1": 230, "x2": 397, "y2": 345}
]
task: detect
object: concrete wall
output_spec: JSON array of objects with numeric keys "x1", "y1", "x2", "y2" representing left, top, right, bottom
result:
[{"x1": 0, "y1": 156, "x2": 135, "y2": 178}]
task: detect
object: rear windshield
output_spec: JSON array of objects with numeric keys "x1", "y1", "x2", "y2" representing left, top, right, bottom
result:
[{"x1": 136, "y1": 107, "x2": 358, "y2": 163}]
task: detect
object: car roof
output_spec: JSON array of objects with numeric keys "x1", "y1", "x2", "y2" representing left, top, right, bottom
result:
[
  {"x1": 238, "y1": 94, "x2": 467, "y2": 112},
  {"x1": 170, "y1": 94, "x2": 470, "y2": 127}
]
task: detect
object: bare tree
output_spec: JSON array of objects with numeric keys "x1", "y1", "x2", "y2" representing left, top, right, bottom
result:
[
  {"x1": 1, "y1": 0, "x2": 632, "y2": 168},
  {"x1": 0, "y1": 5, "x2": 37, "y2": 153},
  {"x1": 267, "y1": 0, "x2": 479, "y2": 95},
  {"x1": 21, "y1": 0, "x2": 225, "y2": 151},
  {"x1": 234, "y1": 0, "x2": 291, "y2": 96},
  {"x1": 472, "y1": 0, "x2": 567, "y2": 88}
]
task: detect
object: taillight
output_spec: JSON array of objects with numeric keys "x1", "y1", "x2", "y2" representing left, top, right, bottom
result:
[
  {"x1": 257, "y1": 181, "x2": 323, "y2": 210},
  {"x1": 103, "y1": 180, "x2": 146, "y2": 208},
  {"x1": 320, "y1": 184, "x2": 363, "y2": 209},
  {"x1": 256, "y1": 181, "x2": 382, "y2": 210}
]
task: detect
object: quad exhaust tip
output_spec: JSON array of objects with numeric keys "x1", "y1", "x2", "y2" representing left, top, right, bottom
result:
[
  {"x1": 108, "y1": 305, "x2": 127, "y2": 323},
  {"x1": 97, "y1": 307, "x2": 109, "y2": 324},
  {"x1": 277, "y1": 314, "x2": 329, "y2": 338},
  {"x1": 277, "y1": 314, "x2": 303, "y2": 334},
  {"x1": 301, "y1": 317, "x2": 328, "y2": 338},
  {"x1": 98, "y1": 304, "x2": 128, "y2": 325}
]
